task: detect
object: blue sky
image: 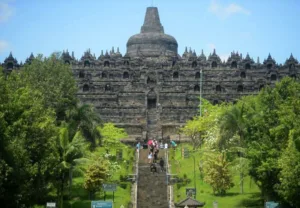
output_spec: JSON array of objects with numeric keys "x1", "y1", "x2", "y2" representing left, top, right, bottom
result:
[{"x1": 0, "y1": 0, "x2": 299, "y2": 64}]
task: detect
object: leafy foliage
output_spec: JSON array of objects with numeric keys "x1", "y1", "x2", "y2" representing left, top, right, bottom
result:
[
  {"x1": 83, "y1": 158, "x2": 109, "y2": 199},
  {"x1": 0, "y1": 53, "x2": 130, "y2": 208},
  {"x1": 97, "y1": 123, "x2": 128, "y2": 152},
  {"x1": 20, "y1": 54, "x2": 78, "y2": 121},
  {"x1": 182, "y1": 77, "x2": 300, "y2": 205},
  {"x1": 276, "y1": 133, "x2": 300, "y2": 207},
  {"x1": 66, "y1": 104, "x2": 101, "y2": 147},
  {"x1": 181, "y1": 99, "x2": 228, "y2": 149},
  {"x1": 204, "y1": 152, "x2": 234, "y2": 195},
  {"x1": 0, "y1": 55, "x2": 94, "y2": 207},
  {"x1": 0, "y1": 70, "x2": 58, "y2": 206}
]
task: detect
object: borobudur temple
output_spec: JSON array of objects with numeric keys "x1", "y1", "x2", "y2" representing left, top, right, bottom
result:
[{"x1": 2, "y1": 7, "x2": 299, "y2": 141}]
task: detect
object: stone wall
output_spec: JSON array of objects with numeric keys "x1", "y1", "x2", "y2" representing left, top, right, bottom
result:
[
  {"x1": 2, "y1": 50, "x2": 299, "y2": 139},
  {"x1": 68, "y1": 50, "x2": 300, "y2": 139}
]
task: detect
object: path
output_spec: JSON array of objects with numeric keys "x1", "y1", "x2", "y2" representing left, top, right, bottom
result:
[{"x1": 137, "y1": 149, "x2": 169, "y2": 208}]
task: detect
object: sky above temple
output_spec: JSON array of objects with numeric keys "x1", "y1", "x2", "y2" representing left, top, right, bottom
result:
[{"x1": 0, "y1": 0, "x2": 299, "y2": 64}]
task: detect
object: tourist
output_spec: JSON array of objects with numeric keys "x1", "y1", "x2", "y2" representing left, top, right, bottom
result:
[
  {"x1": 159, "y1": 158, "x2": 165, "y2": 172},
  {"x1": 136, "y1": 142, "x2": 140, "y2": 152},
  {"x1": 150, "y1": 144, "x2": 154, "y2": 153},
  {"x1": 148, "y1": 152, "x2": 153, "y2": 163},
  {"x1": 160, "y1": 141, "x2": 164, "y2": 149},
  {"x1": 153, "y1": 149, "x2": 158, "y2": 163},
  {"x1": 171, "y1": 140, "x2": 177, "y2": 149},
  {"x1": 150, "y1": 163, "x2": 157, "y2": 174},
  {"x1": 153, "y1": 139, "x2": 157, "y2": 149},
  {"x1": 147, "y1": 139, "x2": 153, "y2": 148},
  {"x1": 164, "y1": 142, "x2": 168, "y2": 149},
  {"x1": 155, "y1": 139, "x2": 159, "y2": 149}
]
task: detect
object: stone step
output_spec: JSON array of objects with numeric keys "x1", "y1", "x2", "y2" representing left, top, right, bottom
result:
[
  {"x1": 137, "y1": 149, "x2": 168, "y2": 208},
  {"x1": 138, "y1": 149, "x2": 165, "y2": 164}
]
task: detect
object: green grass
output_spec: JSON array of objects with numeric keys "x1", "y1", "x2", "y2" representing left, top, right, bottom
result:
[
  {"x1": 63, "y1": 143, "x2": 135, "y2": 208},
  {"x1": 169, "y1": 144, "x2": 264, "y2": 208}
]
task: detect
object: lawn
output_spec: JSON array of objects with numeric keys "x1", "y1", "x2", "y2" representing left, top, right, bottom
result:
[
  {"x1": 62, "y1": 143, "x2": 135, "y2": 208},
  {"x1": 169, "y1": 144, "x2": 264, "y2": 208}
]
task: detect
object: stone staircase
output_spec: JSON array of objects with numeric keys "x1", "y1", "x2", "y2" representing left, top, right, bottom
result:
[
  {"x1": 137, "y1": 149, "x2": 169, "y2": 208},
  {"x1": 147, "y1": 109, "x2": 160, "y2": 139}
]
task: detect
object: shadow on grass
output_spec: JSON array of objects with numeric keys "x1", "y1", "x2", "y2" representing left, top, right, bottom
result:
[
  {"x1": 237, "y1": 193, "x2": 264, "y2": 208},
  {"x1": 72, "y1": 183, "x2": 89, "y2": 200},
  {"x1": 217, "y1": 192, "x2": 240, "y2": 197},
  {"x1": 67, "y1": 200, "x2": 90, "y2": 208}
]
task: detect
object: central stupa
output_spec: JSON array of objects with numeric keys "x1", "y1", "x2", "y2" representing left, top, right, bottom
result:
[{"x1": 126, "y1": 7, "x2": 178, "y2": 58}]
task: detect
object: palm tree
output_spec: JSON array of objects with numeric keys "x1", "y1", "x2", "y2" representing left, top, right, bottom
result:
[
  {"x1": 218, "y1": 104, "x2": 248, "y2": 194},
  {"x1": 66, "y1": 104, "x2": 101, "y2": 148},
  {"x1": 57, "y1": 127, "x2": 88, "y2": 207}
]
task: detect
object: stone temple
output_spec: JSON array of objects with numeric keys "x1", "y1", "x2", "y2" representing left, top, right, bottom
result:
[{"x1": 1, "y1": 7, "x2": 299, "y2": 141}]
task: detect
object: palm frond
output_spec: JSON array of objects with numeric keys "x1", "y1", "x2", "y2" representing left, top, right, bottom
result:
[{"x1": 59, "y1": 127, "x2": 69, "y2": 149}]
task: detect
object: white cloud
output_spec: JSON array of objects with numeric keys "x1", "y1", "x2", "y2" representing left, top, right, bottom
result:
[
  {"x1": 0, "y1": 1, "x2": 14, "y2": 23},
  {"x1": 206, "y1": 43, "x2": 229, "y2": 62},
  {"x1": 219, "y1": 53, "x2": 230, "y2": 62},
  {"x1": 0, "y1": 40, "x2": 9, "y2": 54},
  {"x1": 208, "y1": 0, "x2": 250, "y2": 19}
]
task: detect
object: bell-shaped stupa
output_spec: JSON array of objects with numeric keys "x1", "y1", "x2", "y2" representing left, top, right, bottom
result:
[{"x1": 126, "y1": 7, "x2": 178, "y2": 58}]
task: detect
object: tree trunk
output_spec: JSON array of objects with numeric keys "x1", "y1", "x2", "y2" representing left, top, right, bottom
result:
[
  {"x1": 69, "y1": 166, "x2": 73, "y2": 200},
  {"x1": 239, "y1": 132, "x2": 244, "y2": 194},
  {"x1": 240, "y1": 172, "x2": 244, "y2": 194},
  {"x1": 36, "y1": 162, "x2": 42, "y2": 203},
  {"x1": 59, "y1": 173, "x2": 65, "y2": 208},
  {"x1": 89, "y1": 191, "x2": 95, "y2": 200}
]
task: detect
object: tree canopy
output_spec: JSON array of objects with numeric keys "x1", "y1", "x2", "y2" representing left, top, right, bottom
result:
[
  {"x1": 0, "y1": 54, "x2": 105, "y2": 207},
  {"x1": 182, "y1": 77, "x2": 300, "y2": 206}
]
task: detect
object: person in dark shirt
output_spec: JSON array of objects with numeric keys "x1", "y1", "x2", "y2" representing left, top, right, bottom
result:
[
  {"x1": 150, "y1": 163, "x2": 157, "y2": 174},
  {"x1": 159, "y1": 158, "x2": 165, "y2": 172},
  {"x1": 153, "y1": 149, "x2": 159, "y2": 163}
]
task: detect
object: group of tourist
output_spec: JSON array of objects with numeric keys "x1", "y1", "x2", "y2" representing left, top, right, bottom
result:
[
  {"x1": 148, "y1": 143, "x2": 165, "y2": 174},
  {"x1": 147, "y1": 139, "x2": 160, "y2": 164},
  {"x1": 136, "y1": 138, "x2": 178, "y2": 174}
]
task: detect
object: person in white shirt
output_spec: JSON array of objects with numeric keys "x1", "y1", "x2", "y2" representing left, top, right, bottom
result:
[{"x1": 148, "y1": 152, "x2": 153, "y2": 163}]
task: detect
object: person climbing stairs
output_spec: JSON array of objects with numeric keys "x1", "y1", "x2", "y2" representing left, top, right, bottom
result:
[{"x1": 137, "y1": 149, "x2": 169, "y2": 208}]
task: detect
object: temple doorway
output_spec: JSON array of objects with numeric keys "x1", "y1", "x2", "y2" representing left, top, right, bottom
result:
[
  {"x1": 147, "y1": 89, "x2": 157, "y2": 109},
  {"x1": 147, "y1": 98, "x2": 156, "y2": 109}
]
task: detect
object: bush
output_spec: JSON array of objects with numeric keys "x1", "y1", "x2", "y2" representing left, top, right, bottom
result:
[
  {"x1": 119, "y1": 182, "x2": 128, "y2": 189},
  {"x1": 176, "y1": 183, "x2": 184, "y2": 189},
  {"x1": 127, "y1": 201, "x2": 133, "y2": 208},
  {"x1": 119, "y1": 174, "x2": 125, "y2": 182}
]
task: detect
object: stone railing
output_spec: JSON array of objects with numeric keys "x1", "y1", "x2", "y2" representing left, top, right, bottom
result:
[
  {"x1": 166, "y1": 149, "x2": 175, "y2": 208},
  {"x1": 132, "y1": 149, "x2": 139, "y2": 208}
]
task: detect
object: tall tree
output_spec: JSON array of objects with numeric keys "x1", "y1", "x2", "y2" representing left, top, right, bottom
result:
[
  {"x1": 0, "y1": 54, "x2": 80, "y2": 207},
  {"x1": 244, "y1": 77, "x2": 300, "y2": 201},
  {"x1": 218, "y1": 103, "x2": 251, "y2": 194},
  {"x1": 83, "y1": 158, "x2": 109, "y2": 200},
  {"x1": 181, "y1": 99, "x2": 228, "y2": 150},
  {"x1": 276, "y1": 132, "x2": 300, "y2": 207},
  {"x1": 97, "y1": 123, "x2": 127, "y2": 153},
  {"x1": 204, "y1": 152, "x2": 234, "y2": 195},
  {"x1": 66, "y1": 104, "x2": 101, "y2": 147},
  {"x1": 20, "y1": 53, "x2": 77, "y2": 121},
  {"x1": 0, "y1": 84, "x2": 58, "y2": 206},
  {"x1": 56, "y1": 127, "x2": 88, "y2": 207}
]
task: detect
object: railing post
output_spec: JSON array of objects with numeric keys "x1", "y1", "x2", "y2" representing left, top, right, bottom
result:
[
  {"x1": 166, "y1": 149, "x2": 174, "y2": 208},
  {"x1": 133, "y1": 148, "x2": 139, "y2": 208}
]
